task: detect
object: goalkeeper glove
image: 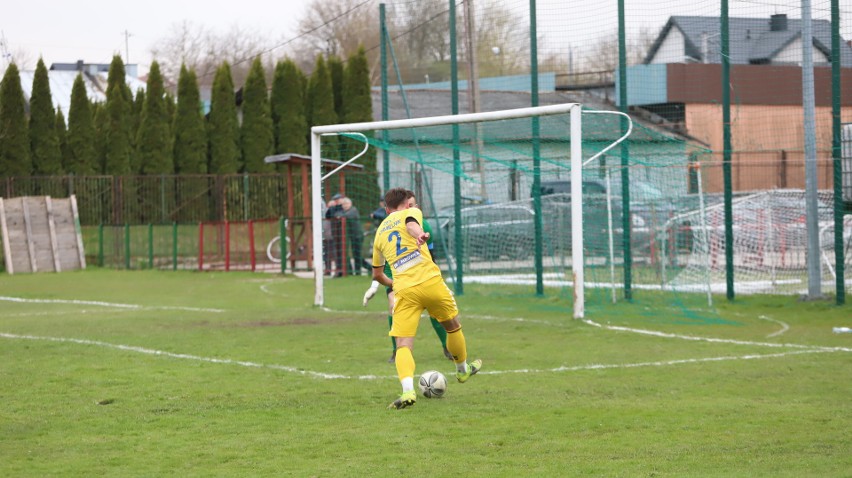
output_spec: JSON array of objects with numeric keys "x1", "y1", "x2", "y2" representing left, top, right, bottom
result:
[{"x1": 362, "y1": 280, "x2": 380, "y2": 307}]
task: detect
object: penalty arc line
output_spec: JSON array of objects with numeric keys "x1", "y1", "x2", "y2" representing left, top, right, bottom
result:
[{"x1": 1, "y1": 332, "x2": 846, "y2": 381}]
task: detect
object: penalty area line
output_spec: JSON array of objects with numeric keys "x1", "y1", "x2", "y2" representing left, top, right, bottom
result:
[
  {"x1": 0, "y1": 332, "x2": 385, "y2": 381},
  {"x1": 2, "y1": 332, "x2": 843, "y2": 382},
  {"x1": 0, "y1": 296, "x2": 224, "y2": 313},
  {"x1": 480, "y1": 349, "x2": 835, "y2": 376},
  {"x1": 582, "y1": 319, "x2": 852, "y2": 353}
]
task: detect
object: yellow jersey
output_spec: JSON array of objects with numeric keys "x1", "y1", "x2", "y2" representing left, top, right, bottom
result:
[{"x1": 371, "y1": 207, "x2": 440, "y2": 292}]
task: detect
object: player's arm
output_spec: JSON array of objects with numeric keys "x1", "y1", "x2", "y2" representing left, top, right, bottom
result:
[
  {"x1": 371, "y1": 265, "x2": 393, "y2": 288},
  {"x1": 405, "y1": 217, "x2": 429, "y2": 246}
]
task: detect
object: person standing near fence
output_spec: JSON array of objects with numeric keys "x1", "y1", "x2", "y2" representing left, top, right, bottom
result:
[
  {"x1": 321, "y1": 198, "x2": 333, "y2": 275},
  {"x1": 339, "y1": 197, "x2": 363, "y2": 276},
  {"x1": 326, "y1": 193, "x2": 345, "y2": 276}
]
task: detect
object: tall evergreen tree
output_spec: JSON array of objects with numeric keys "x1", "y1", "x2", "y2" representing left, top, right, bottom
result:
[
  {"x1": 103, "y1": 82, "x2": 132, "y2": 174},
  {"x1": 173, "y1": 65, "x2": 207, "y2": 174},
  {"x1": 130, "y1": 87, "x2": 145, "y2": 173},
  {"x1": 271, "y1": 59, "x2": 307, "y2": 155},
  {"x1": 92, "y1": 101, "x2": 107, "y2": 172},
  {"x1": 240, "y1": 57, "x2": 273, "y2": 173},
  {"x1": 308, "y1": 55, "x2": 338, "y2": 160},
  {"x1": 343, "y1": 46, "x2": 379, "y2": 209},
  {"x1": 136, "y1": 61, "x2": 173, "y2": 174},
  {"x1": 164, "y1": 92, "x2": 176, "y2": 162},
  {"x1": 0, "y1": 64, "x2": 31, "y2": 176},
  {"x1": 55, "y1": 108, "x2": 70, "y2": 171},
  {"x1": 103, "y1": 55, "x2": 133, "y2": 174},
  {"x1": 207, "y1": 62, "x2": 240, "y2": 174},
  {"x1": 66, "y1": 74, "x2": 96, "y2": 174},
  {"x1": 106, "y1": 55, "x2": 133, "y2": 103},
  {"x1": 29, "y1": 58, "x2": 62, "y2": 175},
  {"x1": 327, "y1": 55, "x2": 345, "y2": 123}
]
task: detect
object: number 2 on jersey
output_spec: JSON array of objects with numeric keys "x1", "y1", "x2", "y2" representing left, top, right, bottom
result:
[{"x1": 388, "y1": 231, "x2": 408, "y2": 256}]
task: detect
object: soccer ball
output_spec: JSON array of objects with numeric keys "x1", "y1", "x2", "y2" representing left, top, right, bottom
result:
[{"x1": 418, "y1": 370, "x2": 447, "y2": 398}]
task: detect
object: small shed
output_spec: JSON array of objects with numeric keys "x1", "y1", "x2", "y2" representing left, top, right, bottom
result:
[{"x1": 264, "y1": 153, "x2": 364, "y2": 269}]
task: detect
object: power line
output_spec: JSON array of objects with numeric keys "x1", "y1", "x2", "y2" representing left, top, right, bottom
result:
[{"x1": 198, "y1": 0, "x2": 375, "y2": 79}]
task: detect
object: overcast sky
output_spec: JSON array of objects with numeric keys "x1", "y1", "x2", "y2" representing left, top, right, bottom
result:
[
  {"x1": 1, "y1": 0, "x2": 310, "y2": 73},
  {"x1": 1, "y1": 0, "x2": 845, "y2": 76}
]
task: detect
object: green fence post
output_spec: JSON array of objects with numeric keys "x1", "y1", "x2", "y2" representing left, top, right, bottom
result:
[
  {"x1": 449, "y1": 0, "x2": 463, "y2": 295},
  {"x1": 124, "y1": 223, "x2": 131, "y2": 270},
  {"x1": 722, "y1": 0, "x2": 735, "y2": 301},
  {"x1": 173, "y1": 222, "x2": 178, "y2": 271},
  {"x1": 380, "y1": 3, "x2": 390, "y2": 192},
  {"x1": 148, "y1": 223, "x2": 154, "y2": 269},
  {"x1": 831, "y1": 0, "x2": 845, "y2": 305},
  {"x1": 98, "y1": 223, "x2": 104, "y2": 267},
  {"x1": 618, "y1": 0, "x2": 632, "y2": 301}
]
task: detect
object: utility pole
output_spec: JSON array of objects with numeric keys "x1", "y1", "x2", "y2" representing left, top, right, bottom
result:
[
  {"x1": 463, "y1": 0, "x2": 487, "y2": 201},
  {"x1": 123, "y1": 30, "x2": 133, "y2": 64}
]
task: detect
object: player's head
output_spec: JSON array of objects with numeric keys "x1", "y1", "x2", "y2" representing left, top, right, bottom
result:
[
  {"x1": 384, "y1": 188, "x2": 409, "y2": 210},
  {"x1": 404, "y1": 189, "x2": 418, "y2": 209}
]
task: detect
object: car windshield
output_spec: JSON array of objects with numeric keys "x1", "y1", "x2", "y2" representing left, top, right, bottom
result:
[{"x1": 609, "y1": 180, "x2": 665, "y2": 201}]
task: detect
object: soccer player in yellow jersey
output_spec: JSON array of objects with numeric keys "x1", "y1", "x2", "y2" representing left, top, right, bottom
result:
[{"x1": 371, "y1": 187, "x2": 482, "y2": 410}]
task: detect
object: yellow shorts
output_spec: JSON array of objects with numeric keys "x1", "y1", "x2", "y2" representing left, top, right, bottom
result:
[{"x1": 390, "y1": 275, "x2": 458, "y2": 338}]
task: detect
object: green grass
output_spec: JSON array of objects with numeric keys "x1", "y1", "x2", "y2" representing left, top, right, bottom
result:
[{"x1": 1, "y1": 270, "x2": 850, "y2": 477}]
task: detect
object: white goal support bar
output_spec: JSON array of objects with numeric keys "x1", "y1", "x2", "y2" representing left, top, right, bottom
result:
[{"x1": 311, "y1": 103, "x2": 595, "y2": 317}]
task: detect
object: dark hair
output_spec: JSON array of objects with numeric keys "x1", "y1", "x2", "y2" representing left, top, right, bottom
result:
[{"x1": 384, "y1": 188, "x2": 410, "y2": 209}]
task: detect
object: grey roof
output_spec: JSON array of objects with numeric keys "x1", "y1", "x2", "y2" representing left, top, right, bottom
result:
[
  {"x1": 369, "y1": 89, "x2": 687, "y2": 144},
  {"x1": 645, "y1": 15, "x2": 852, "y2": 66},
  {"x1": 371, "y1": 89, "x2": 612, "y2": 121}
]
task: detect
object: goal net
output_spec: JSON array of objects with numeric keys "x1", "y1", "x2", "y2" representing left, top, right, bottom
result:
[
  {"x1": 667, "y1": 188, "x2": 852, "y2": 296},
  {"x1": 311, "y1": 104, "x2": 719, "y2": 321}
]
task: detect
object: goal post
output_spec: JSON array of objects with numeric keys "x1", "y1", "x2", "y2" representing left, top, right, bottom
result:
[{"x1": 310, "y1": 103, "x2": 587, "y2": 316}]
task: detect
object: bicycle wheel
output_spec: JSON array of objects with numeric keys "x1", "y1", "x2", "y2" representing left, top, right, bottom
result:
[{"x1": 266, "y1": 236, "x2": 291, "y2": 263}]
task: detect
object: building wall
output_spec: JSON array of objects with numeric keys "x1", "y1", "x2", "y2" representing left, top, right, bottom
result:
[
  {"x1": 649, "y1": 28, "x2": 686, "y2": 64},
  {"x1": 666, "y1": 63, "x2": 852, "y2": 106},
  {"x1": 686, "y1": 103, "x2": 852, "y2": 192},
  {"x1": 775, "y1": 37, "x2": 831, "y2": 65}
]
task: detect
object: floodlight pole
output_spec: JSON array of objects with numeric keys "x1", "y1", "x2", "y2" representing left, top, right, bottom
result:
[{"x1": 802, "y1": 0, "x2": 822, "y2": 298}]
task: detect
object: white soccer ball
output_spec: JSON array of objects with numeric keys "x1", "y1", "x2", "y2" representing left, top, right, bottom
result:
[{"x1": 418, "y1": 370, "x2": 447, "y2": 398}]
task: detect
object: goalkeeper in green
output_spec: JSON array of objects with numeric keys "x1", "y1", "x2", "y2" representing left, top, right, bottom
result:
[{"x1": 363, "y1": 191, "x2": 452, "y2": 363}]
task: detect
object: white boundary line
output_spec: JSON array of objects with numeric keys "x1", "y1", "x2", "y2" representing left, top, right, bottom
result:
[
  {"x1": 1, "y1": 331, "x2": 848, "y2": 381},
  {"x1": 581, "y1": 319, "x2": 852, "y2": 353},
  {"x1": 0, "y1": 296, "x2": 224, "y2": 313}
]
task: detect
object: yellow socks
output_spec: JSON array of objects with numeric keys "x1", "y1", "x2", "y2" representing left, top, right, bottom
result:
[{"x1": 395, "y1": 346, "x2": 415, "y2": 383}]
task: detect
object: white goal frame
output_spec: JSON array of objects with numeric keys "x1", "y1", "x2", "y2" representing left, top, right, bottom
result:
[{"x1": 311, "y1": 103, "x2": 593, "y2": 316}]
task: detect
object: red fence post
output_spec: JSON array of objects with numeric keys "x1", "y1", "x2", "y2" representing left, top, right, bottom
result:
[
  {"x1": 198, "y1": 222, "x2": 204, "y2": 271},
  {"x1": 225, "y1": 221, "x2": 230, "y2": 272},
  {"x1": 248, "y1": 220, "x2": 256, "y2": 272}
]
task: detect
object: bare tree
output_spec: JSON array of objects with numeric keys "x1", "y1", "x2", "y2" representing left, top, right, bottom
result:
[
  {"x1": 582, "y1": 27, "x2": 657, "y2": 73},
  {"x1": 473, "y1": 0, "x2": 528, "y2": 77},
  {"x1": 151, "y1": 21, "x2": 276, "y2": 88},
  {"x1": 292, "y1": 0, "x2": 379, "y2": 74}
]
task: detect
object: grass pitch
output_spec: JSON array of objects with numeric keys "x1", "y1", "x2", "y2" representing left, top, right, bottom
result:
[{"x1": 0, "y1": 269, "x2": 850, "y2": 477}]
